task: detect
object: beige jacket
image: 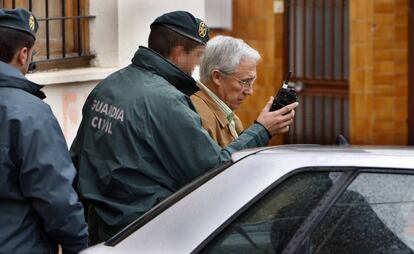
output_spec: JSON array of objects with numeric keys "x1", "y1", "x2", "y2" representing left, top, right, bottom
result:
[{"x1": 191, "y1": 90, "x2": 244, "y2": 147}]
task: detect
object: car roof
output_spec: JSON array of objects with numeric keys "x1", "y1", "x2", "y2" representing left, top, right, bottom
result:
[
  {"x1": 231, "y1": 144, "x2": 414, "y2": 164},
  {"x1": 99, "y1": 145, "x2": 414, "y2": 253}
]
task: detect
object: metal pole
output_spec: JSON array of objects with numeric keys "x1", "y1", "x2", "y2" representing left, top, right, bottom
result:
[
  {"x1": 77, "y1": 0, "x2": 82, "y2": 56},
  {"x1": 45, "y1": 0, "x2": 50, "y2": 59},
  {"x1": 62, "y1": 0, "x2": 66, "y2": 57}
]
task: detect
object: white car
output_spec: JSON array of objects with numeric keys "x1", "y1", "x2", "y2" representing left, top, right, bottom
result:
[{"x1": 82, "y1": 145, "x2": 414, "y2": 254}]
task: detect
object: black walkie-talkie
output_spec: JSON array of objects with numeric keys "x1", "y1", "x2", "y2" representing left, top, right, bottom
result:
[{"x1": 269, "y1": 71, "x2": 297, "y2": 111}]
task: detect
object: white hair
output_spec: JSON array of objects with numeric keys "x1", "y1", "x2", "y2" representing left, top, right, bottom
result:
[{"x1": 199, "y1": 35, "x2": 261, "y2": 82}]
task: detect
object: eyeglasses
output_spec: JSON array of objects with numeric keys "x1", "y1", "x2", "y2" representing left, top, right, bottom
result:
[{"x1": 218, "y1": 70, "x2": 256, "y2": 89}]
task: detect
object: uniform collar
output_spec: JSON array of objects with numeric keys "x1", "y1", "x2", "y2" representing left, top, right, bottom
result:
[
  {"x1": 0, "y1": 60, "x2": 26, "y2": 79},
  {"x1": 0, "y1": 61, "x2": 46, "y2": 99},
  {"x1": 131, "y1": 46, "x2": 199, "y2": 96}
]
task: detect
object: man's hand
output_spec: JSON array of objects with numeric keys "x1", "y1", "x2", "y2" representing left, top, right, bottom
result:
[{"x1": 256, "y1": 97, "x2": 299, "y2": 136}]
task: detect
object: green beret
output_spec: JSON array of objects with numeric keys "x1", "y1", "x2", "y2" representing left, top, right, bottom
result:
[
  {"x1": 151, "y1": 11, "x2": 209, "y2": 45},
  {"x1": 0, "y1": 8, "x2": 39, "y2": 39}
]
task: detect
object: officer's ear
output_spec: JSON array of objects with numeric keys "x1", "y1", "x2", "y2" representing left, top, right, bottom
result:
[
  {"x1": 14, "y1": 47, "x2": 30, "y2": 66},
  {"x1": 9, "y1": 47, "x2": 30, "y2": 73}
]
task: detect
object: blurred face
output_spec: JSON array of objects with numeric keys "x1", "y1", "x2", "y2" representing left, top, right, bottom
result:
[
  {"x1": 175, "y1": 45, "x2": 205, "y2": 76},
  {"x1": 216, "y1": 58, "x2": 257, "y2": 110}
]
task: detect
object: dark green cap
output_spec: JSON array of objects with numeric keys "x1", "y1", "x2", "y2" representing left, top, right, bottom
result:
[
  {"x1": 0, "y1": 8, "x2": 39, "y2": 39},
  {"x1": 151, "y1": 11, "x2": 209, "y2": 45}
]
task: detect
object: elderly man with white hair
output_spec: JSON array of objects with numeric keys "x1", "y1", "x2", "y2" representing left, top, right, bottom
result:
[{"x1": 192, "y1": 35, "x2": 297, "y2": 147}]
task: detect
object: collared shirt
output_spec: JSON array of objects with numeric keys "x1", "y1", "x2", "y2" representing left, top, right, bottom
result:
[
  {"x1": 195, "y1": 80, "x2": 239, "y2": 138},
  {"x1": 191, "y1": 81, "x2": 244, "y2": 147}
]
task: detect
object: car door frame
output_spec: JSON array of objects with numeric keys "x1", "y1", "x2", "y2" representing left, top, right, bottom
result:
[
  {"x1": 193, "y1": 166, "x2": 356, "y2": 253},
  {"x1": 194, "y1": 167, "x2": 414, "y2": 254},
  {"x1": 283, "y1": 168, "x2": 414, "y2": 254}
]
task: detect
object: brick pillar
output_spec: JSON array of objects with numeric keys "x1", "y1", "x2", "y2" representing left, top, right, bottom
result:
[{"x1": 350, "y1": 0, "x2": 409, "y2": 144}]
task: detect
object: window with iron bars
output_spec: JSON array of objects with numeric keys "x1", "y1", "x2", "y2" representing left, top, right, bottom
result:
[{"x1": 1, "y1": 0, "x2": 95, "y2": 71}]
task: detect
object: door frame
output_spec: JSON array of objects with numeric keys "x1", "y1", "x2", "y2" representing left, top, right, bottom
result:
[{"x1": 282, "y1": 0, "x2": 349, "y2": 144}]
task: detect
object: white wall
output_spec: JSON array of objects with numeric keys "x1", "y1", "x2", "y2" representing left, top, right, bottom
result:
[
  {"x1": 89, "y1": 0, "x2": 119, "y2": 68},
  {"x1": 89, "y1": 0, "x2": 205, "y2": 68},
  {"x1": 117, "y1": 0, "x2": 205, "y2": 68}
]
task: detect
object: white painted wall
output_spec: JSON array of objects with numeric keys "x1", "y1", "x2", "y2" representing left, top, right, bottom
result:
[
  {"x1": 89, "y1": 0, "x2": 119, "y2": 68},
  {"x1": 117, "y1": 0, "x2": 205, "y2": 68}
]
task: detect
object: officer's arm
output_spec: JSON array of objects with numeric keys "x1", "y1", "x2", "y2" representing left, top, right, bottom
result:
[{"x1": 148, "y1": 95, "x2": 269, "y2": 186}]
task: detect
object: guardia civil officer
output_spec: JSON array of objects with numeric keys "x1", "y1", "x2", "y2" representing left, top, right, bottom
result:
[
  {"x1": 0, "y1": 8, "x2": 88, "y2": 253},
  {"x1": 71, "y1": 10, "x2": 298, "y2": 244}
]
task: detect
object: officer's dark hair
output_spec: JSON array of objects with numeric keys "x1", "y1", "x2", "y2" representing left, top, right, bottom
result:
[
  {"x1": 148, "y1": 25, "x2": 200, "y2": 58},
  {"x1": 0, "y1": 27, "x2": 35, "y2": 63}
]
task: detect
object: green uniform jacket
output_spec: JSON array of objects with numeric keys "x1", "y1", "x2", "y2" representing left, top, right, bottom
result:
[{"x1": 70, "y1": 47, "x2": 270, "y2": 243}]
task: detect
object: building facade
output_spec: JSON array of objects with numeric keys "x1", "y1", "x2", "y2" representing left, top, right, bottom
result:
[
  {"x1": 217, "y1": 0, "x2": 412, "y2": 146},
  {"x1": 3, "y1": 0, "x2": 412, "y2": 146}
]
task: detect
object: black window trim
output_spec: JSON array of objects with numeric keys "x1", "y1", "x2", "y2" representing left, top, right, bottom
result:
[
  {"x1": 284, "y1": 168, "x2": 414, "y2": 254},
  {"x1": 194, "y1": 167, "x2": 414, "y2": 254},
  {"x1": 192, "y1": 166, "x2": 355, "y2": 253},
  {"x1": 282, "y1": 168, "x2": 357, "y2": 254}
]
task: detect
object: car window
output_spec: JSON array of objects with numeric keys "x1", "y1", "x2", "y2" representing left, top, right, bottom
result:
[
  {"x1": 306, "y1": 172, "x2": 414, "y2": 254},
  {"x1": 201, "y1": 171, "x2": 342, "y2": 254}
]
